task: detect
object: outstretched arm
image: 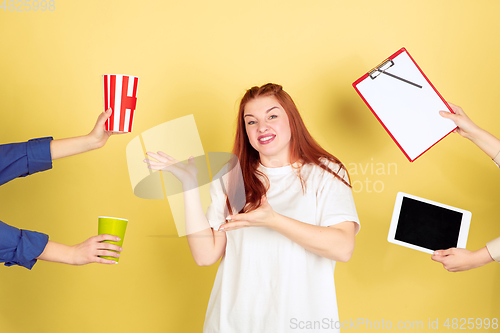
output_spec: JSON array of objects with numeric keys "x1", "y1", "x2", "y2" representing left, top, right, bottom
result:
[
  {"x1": 50, "y1": 108, "x2": 114, "y2": 160},
  {"x1": 0, "y1": 109, "x2": 115, "y2": 186},
  {"x1": 144, "y1": 153, "x2": 226, "y2": 266},
  {"x1": 434, "y1": 103, "x2": 500, "y2": 272},
  {"x1": 182, "y1": 180, "x2": 227, "y2": 266}
]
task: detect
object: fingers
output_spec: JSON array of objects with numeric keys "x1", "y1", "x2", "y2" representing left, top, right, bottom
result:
[
  {"x1": 93, "y1": 234, "x2": 123, "y2": 252},
  {"x1": 95, "y1": 257, "x2": 120, "y2": 265},
  {"x1": 218, "y1": 221, "x2": 249, "y2": 232},
  {"x1": 96, "y1": 242, "x2": 123, "y2": 252},
  {"x1": 143, "y1": 158, "x2": 180, "y2": 172},
  {"x1": 157, "y1": 151, "x2": 178, "y2": 162},
  {"x1": 97, "y1": 249, "x2": 121, "y2": 258},
  {"x1": 104, "y1": 107, "x2": 113, "y2": 117},
  {"x1": 94, "y1": 237, "x2": 122, "y2": 264},
  {"x1": 446, "y1": 102, "x2": 463, "y2": 115},
  {"x1": 96, "y1": 108, "x2": 113, "y2": 127},
  {"x1": 435, "y1": 248, "x2": 455, "y2": 257},
  {"x1": 145, "y1": 151, "x2": 180, "y2": 164},
  {"x1": 94, "y1": 234, "x2": 121, "y2": 243},
  {"x1": 439, "y1": 110, "x2": 457, "y2": 120},
  {"x1": 146, "y1": 151, "x2": 167, "y2": 162},
  {"x1": 439, "y1": 111, "x2": 461, "y2": 132},
  {"x1": 144, "y1": 159, "x2": 171, "y2": 169},
  {"x1": 431, "y1": 248, "x2": 455, "y2": 266},
  {"x1": 226, "y1": 213, "x2": 243, "y2": 222},
  {"x1": 73, "y1": 234, "x2": 124, "y2": 265},
  {"x1": 144, "y1": 152, "x2": 170, "y2": 170},
  {"x1": 431, "y1": 254, "x2": 446, "y2": 263},
  {"x1": 440, "y1": 102, "x2": 463, "y2": 118}
]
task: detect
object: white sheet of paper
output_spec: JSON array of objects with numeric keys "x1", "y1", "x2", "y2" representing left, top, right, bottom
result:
[{"x1": 355, "y1": 49, "x2": 456, "y2": 161}]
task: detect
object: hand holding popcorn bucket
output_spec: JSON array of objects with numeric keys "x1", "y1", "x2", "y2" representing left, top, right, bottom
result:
[{"x1": 103, "y1": 74, "x2": 139, "y2": 133}]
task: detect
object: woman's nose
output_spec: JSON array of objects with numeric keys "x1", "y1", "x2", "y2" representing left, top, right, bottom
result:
[{"x1": 258, "y1": 123, "x2": 268, "y2": 132}]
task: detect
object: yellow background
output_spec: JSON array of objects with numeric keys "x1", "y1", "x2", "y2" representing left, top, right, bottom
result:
[{"x1": 1, "y1": 1, "x2": 499, "y2": 332}]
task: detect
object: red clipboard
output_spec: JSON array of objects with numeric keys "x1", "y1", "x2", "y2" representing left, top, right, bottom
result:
[{"x1": 353, "y1": 47, "x2": 457, "y2": 162}]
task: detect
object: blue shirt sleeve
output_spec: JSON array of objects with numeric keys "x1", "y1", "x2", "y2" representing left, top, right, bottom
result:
[
  {"x1": 0, "y1": 137, "x2": 53, "y2": 186},
  {"x1": 0, "y1": 137, "x2": 53, "y2": 268},
  {"x1": 0, "y1": 220, "x2": 49, "y2": 269}
]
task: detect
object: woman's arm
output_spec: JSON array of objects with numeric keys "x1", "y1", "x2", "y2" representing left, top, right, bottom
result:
[
  {"x1": 433, "y1": 103, "x2": 500, "y2": 272},
  {"x1": 182, "y1": 179, "x2": 227, "y2": 266},
  {"x1": 271, "y1": 217, "x2": 356, "y2": 262},
  {"x1": 221, "y1": 196, "x2": 357, "y2": 262},
  {"x1": 431, "y1": 247, "x2": 494, "y2": 272},
  {"x1": 50, "y1": 108, "x2": 114, "y2": 160},
  {"x1": 440, "y1": 103, "x2": 500, "y2": 162},
  {"x1": 36, "y1": 234, "x2": 123, "y2": 265},
  {"x1": 145, "y1": 153, "x2": 226, "y2": 266},
  {"x1": 0, "y1": 109, "x2": 115, "y2": 186}
]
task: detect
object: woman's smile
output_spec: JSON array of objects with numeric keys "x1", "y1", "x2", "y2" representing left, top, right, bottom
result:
[{"x1": 258, "y1": 134, "x2": 276, "y2": 144}]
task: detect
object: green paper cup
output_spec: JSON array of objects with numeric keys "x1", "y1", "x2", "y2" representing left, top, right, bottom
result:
[{"x1": 98, "y1": 216, "x2": 128, "y2": 262}]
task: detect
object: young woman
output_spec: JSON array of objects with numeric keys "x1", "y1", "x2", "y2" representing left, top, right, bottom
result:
[{"x1": 146, "y1": 83, "x2": 360, "y2": 332}]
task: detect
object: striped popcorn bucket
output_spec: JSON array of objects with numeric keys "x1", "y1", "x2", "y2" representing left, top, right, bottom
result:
[{"x1": 103, "y1": 74, "x2": 139, "y2": 133}]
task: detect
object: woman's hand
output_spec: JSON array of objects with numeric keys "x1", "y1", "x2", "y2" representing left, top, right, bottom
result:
[
  {"x1": 144, "y1": 152, "x2": 199, "y2": 186},
  {"x1": 88, "y1": 108, "x2": 115, "y2": 149},
  {"x1": 440, "y1": 103, "x2": 481, "y2": 140},
  {"x1": 50, "y1": 108, "x2": 116, "y2": 160},
  {"x1": 70, "y1": 234, "x2": 123, "y2": 265},
  {"x1": 440, "y1": 102, "x2": 500, "y2": 160},
  {"x1": 431, "y1": 247, "x2": 494, "y2": 272},
  {"x1": 219, "y1": 196, "x2": 277, "y2": 232},
  {"x1": 37, "y1": 235, "x2": 123, "y2": 265}
]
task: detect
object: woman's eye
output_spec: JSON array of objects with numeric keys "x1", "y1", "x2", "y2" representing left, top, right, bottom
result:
[
  {"x1": 269, "y1": 115, "x2": 277, "y2": 120},
  {"x1": 247, "y1": 121, "x2": 256, "y2": 125}
]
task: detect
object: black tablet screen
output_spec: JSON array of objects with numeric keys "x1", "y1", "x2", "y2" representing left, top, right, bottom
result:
[{"x1": 395, "y1": 197, "x2": 462, "y2": 251}]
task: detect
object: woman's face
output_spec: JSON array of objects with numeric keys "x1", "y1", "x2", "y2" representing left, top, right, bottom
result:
[{"x1": 243, "y1": 95, "x2": 292, "y2": 167}]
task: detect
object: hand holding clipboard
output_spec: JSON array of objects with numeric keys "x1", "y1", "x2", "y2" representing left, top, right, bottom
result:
[{"x1": 353, "y1": 48, "x2": 457, "y2": 162}]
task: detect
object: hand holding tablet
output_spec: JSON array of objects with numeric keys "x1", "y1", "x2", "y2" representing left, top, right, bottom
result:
[{"x1": 431, "y1": 247, "x2": 494, "y2": 272}]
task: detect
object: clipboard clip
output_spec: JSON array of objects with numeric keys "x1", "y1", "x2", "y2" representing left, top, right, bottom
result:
[{"x1": 369, "y1": 59, "x2": 423, "y2": 89}]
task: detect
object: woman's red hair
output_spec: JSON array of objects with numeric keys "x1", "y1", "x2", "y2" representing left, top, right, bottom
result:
[{"x1": 226, "y1": 83, "x2": 350, "y2": 214}]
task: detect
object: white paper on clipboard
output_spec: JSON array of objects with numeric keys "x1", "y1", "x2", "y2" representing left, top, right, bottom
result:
[{"x1": 353, "y1": 48, "x2": 457, "y2": 162}]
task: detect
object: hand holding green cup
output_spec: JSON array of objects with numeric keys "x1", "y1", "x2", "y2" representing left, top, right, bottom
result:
[{"x1": 98, "y1": 216, "x2": 128, "y2": 262}]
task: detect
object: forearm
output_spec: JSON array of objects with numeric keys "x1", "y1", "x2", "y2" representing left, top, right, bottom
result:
[
  {"x1": 271, "y1": 215, "x2": 355, "y2": 262},
  {"x1": 468, "y1": 127, "x2": 500, "y2": 161},
  {"x1": 50, "y1": 135, "x2": 100, "y2": 160},
  {"x1": 183, "y1": 182, "x2": 225, "y2": 266},
  {"x1": 36, "y1": 241, "x2": 75, "y2": 264},
  {"x1": 474, "y1": 246, "x2": 495, "y2": 267}
]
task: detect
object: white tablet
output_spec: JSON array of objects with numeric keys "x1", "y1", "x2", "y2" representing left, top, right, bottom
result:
[{"x1": 388, "y1": 192, "x2": 472, "y2": 254}]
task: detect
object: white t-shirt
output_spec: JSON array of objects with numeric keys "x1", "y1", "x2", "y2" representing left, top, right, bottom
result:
[{"x1": 204, "y1": 161, "x2": 360, "y2": 333}]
